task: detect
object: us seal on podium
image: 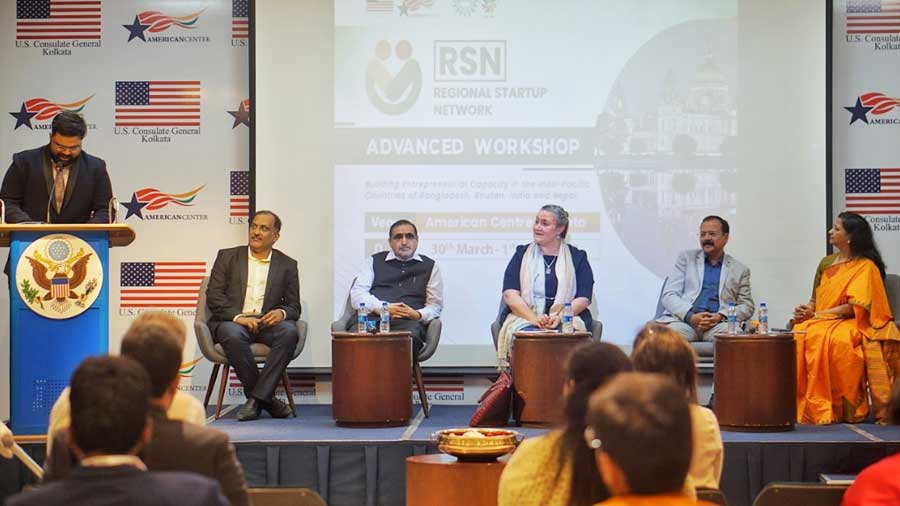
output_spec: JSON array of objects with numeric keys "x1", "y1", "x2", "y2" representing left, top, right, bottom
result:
[{"x1": 15, "y1": 234, "x2": 103, "y2": 319}]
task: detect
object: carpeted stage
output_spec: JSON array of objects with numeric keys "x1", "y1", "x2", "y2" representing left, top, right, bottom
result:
[{"x1": 4, "y1": 404, "x2": 900, "y2": 506}]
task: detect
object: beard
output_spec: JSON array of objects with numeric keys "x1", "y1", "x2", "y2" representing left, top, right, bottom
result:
[{"x1": 49, "y1": 150, "x2": 77, "y2": 167}]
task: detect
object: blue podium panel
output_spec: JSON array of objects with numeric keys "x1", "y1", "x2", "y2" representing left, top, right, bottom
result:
[{"x1": 9, "y1": 230, "x2": 110, "y2": 435}]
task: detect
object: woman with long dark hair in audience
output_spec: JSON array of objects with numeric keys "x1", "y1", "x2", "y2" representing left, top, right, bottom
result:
[
  {"x1": 631, "y1": 323, "x2": 723, "y2": 493},
  {"x1": 791, "y1": 211, "x2": 900, "y2": 424},
  {"x1": 497, "y1": 341, "x2": 631, "y2": 506}
]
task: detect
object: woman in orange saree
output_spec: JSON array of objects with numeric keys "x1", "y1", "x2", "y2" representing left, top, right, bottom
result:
[{"x1": 793, "y1": 212, "x2": 900, "y2": 424}]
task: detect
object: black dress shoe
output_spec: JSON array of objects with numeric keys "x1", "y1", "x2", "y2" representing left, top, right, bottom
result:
[
  {"x1": 263, "y1": 398, "x2": 293, "y2": 419},
  {"x1": 236, "y1": 398, "x2": 261, "y2": 422}
]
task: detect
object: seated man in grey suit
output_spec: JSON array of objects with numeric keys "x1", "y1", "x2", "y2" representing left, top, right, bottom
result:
[
  {"x1": 656, "y1": 215, "x2": 754, "y2": 342},
  {"x1": 206, "y1": 210, "x2": 301, "y2": 421},
  {"x1": 8, "y1": 356, "x2": 229, "y2": 506},
  {"x1": 349, "y1": 219, "x2": 443, "y2": 358},
  {"x1": 44, "y1": 323, "x2": 250, "y2": 506}
]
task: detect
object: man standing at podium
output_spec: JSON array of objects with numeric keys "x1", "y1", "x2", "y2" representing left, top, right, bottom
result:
[
  {"x1": 206, "y1": 210, "x2": 301, "y2": 422},
  {"x1": 656, "y1": 215, "x2": 754, "y2": 342},
  {"x1": 349, "y1": 219, "x2": 443, "y2": 358},
  {"x1": 0, "y1": 112, "x2": 112, "y2": 225}
]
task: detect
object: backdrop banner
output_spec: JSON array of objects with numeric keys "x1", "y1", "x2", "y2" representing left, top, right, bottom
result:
[
  {"x1": 832, "y1": 0, "x2": 900, "y2": 256},
  {"x1": 0, "y1": 0, "x2": 248, "y2": 411}
]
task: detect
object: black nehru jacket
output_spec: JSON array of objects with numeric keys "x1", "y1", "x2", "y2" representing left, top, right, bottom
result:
[{"x1": 370, "y1": 251, "x2": 435, "y2": 309}]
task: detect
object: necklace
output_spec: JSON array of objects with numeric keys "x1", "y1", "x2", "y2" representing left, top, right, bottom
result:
[{"x1": 544, "y1": 255, "x2": 557, "y2": 274}]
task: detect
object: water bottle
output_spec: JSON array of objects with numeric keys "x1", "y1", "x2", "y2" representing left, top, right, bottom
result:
[
  {"x1": 726, "y1": 302, "x2": 737, "y2": 334},
  {"x1": 380, "y1": 301, "x2": 390, "y2": 333},
  {"x1": 758, "y1": 302, "x2": 769, "y2": 335},
  {"x1": 562, "y1": 302, "x2": 574, "y2": 333},
  {"x1": 357, "y1": 303, "x2": 367, "y2": 333}
]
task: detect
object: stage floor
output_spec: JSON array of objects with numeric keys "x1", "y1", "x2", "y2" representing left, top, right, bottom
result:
[
  {"x1": 209, "y1": 404, "x2": 900, "y2": 506},
  {"x1": 4, "y1": 404, "x2": 900, "y2": 506},
  {"x1": 209, "y1": 403, "x2": 900, "y2": 445}
]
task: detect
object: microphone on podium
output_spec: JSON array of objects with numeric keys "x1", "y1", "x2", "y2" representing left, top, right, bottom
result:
[{"x1": 108, "y1": 196, "x2": 119, "y2": 224}]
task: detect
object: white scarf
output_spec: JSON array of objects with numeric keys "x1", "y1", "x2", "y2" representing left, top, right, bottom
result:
[{"x1": 496, "y1": 241, "x2": 586, "y2": 368}]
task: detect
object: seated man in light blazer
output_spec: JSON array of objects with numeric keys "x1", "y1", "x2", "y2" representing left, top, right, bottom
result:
[{"x1": 656, "y1": 215, "x2": 754, "y2": 342}]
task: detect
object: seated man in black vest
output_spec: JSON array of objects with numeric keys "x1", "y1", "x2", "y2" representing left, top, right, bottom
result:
[{"x1": 349, "y1": 219, "x2": 443, "y2": 358}]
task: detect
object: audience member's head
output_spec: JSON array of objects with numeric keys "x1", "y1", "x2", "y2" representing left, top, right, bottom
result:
[
  {"x1": 585, "y1": 372, "x2": 693, "y2": 497},
  {"x1": 68, "y1": 356, "x2": 151, "y2": 458},
  {"x1": 559, "y1": 341, "x2": 632, "y2": 506},
  {"x1": 127, "y1": 310, "x2": 187, "y2": 348},
  {"x1": 120, "y1": 322, "x2": 183, "y2": 399},
  {"x1": 631, "y1": 323, "x2": 699, "y2": 404}
]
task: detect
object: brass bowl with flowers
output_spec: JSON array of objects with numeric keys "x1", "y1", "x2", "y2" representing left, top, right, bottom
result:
[{"x1": 433, "y1": 428, "x2": 522, "y2": 461}]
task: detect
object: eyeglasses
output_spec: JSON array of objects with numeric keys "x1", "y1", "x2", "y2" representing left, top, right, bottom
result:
[
  {"x1": 391, "y1": 233, "x2": 417, "y2": 241},
  {"x1": 51, "y1": 140, "x2": 82, "y2": 153},
  {"x1": 583, "y1": 427, "x2": 602, "y2": 450},
  {"x1": 699, "y1": 232, "x2": 723, "y2": 239}
]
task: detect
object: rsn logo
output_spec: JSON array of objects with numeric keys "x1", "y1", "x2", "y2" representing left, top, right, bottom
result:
[
  {"x1": 433, "y1": 40, "x2": 506, "y2": 82},
  {"x1": 366, "y1": 40, "x2": 422, "y2": 115}
]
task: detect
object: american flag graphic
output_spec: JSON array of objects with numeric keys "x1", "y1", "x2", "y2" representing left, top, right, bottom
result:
[
  {"x1": 859, "y1": 92, "x2": 900, "y2": 115},
  {"x1": 120, "y1": 261, "x2": 206, "y2": 308},
  {"x1": 230, "y1": 171, "x2": 249, "y2": 218},
  {"x1": 115, "y1": 81, "x2": 201, "y2": 127},
  {"x1": 847, "y1": 0, "x2": 900, "y2": 34},
  {"x1": 232, "y1": 0, "x2": 248, "y2": 39},
  {"x1": 16, "y1": 0, "x2": 101, "y2": 40},
  {"x1": 845, "y1": 168, "x2": 900, "y2": 215},
  {"x1": 367, "y1": 0, "x2": 393, "y2": 13}
]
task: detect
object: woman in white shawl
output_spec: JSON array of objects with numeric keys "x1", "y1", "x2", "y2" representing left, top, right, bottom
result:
[{"x1": 497, "y1": 205, "x2": 595, "y2": 368}]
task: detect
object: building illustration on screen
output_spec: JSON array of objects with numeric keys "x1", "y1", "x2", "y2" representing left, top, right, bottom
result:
[{"x1": 593, "y1": 24, "x2": 738, "y2": 277}]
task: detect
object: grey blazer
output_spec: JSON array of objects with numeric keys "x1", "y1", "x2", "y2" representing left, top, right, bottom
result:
[{"x1": 656, "y1": 249, "x2": 755, "y2": 323}]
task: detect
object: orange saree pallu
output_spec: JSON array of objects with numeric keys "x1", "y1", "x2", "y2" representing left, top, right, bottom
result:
[{"x1": 795, "y1": 258, "x2": 900, "y2": 424}]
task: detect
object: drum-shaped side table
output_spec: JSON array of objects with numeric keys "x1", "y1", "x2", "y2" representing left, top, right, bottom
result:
[
  {"x1": 406, "y1": 453, "x2": 508, "y2": 506},
  {"x1": 331, "y1": 331, "x2": 412, "y2": 427},
  {"x1": 512, "y1": 331, "x2": 590, "y2": 426},
  {"x1": 714, "y1": 332, "x2": 796, "y2": 432}
]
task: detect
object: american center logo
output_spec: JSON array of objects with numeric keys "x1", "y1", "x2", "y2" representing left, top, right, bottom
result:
[
  {"x1": 121, "y1": 185, "x2": 208, "y2": 221},
  {"x1": 9, "y1": 94, "x2": 94, "y2": 130},
  {"x1": 845, "y1": 92, "x2": 900, "y2": 125},
  {"x1": 123, "y1": 7, "x2": 209, "y2": 43}
]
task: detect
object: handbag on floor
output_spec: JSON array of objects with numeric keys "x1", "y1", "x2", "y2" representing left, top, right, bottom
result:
[{"x1": 469, "y1": 370, "x2": 513, "y2": 427}]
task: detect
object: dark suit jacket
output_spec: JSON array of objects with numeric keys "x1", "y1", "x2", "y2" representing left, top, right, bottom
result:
[
  {"x1": 205, "y1": 246, "x2": 301, "y2": 336},
  {"x1": 44, "y1": 407, "x2": 249, "y2": 506},
  {"x1": 8, "y1": 465, "x2": 229, "y2": 506},
  {"x1": 0, "y1": 145, "x2": 112, "y2": 224}
]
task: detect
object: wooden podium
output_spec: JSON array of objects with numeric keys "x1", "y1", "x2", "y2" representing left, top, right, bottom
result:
[
  {"x1": 512, "y1": 331, "x2": 590, "y2": 426},
  {"x1": 1, "y1": 224, "x2": 135, "y2": 435},
  {"x1": 331, "y1": 331, "x2": 412, "y2": 427},
  {"x1": 714, "y1": 332, "x2": 796, "y2": 432}
]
